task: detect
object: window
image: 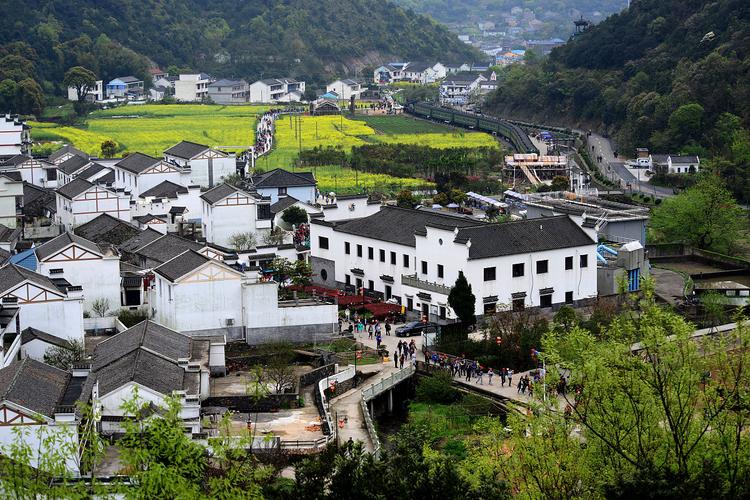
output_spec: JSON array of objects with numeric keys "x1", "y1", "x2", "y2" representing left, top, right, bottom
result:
[
  {"x1": 512, "y1": 263, "x2": 525, "y2": 277},
  {"x1": 403, "y1": 254, "x2": 409, "y2": 268},
  {"x1": 437, "y1": 264, "x2": 444, "y2": 279},
  {"x1": 421, "y1": 261, "x2": 427, "y2": 274},
  {"x1": 345, "y1": 242, "x2": 350, "y2": 254},
  {"x1": 565, "y1": 256, "x2": 573, "y2": 270},
  {"x1": 565, "y1": 291, "x2": 574, "y2": 304},
  {"x1": 257, "y1": 203, "x2": 272, "y2": 220},
  {"x1": 345, "y1": 275, "x2": 351, "y2": 285},
  {"x1": 580, "y1": 254, "x2": 588, "y2": 268},
  {"x1": 357, "y1": 244, "x2": 362, "y2": 257},
  {"x1": 318, "y1": 236, "x2": 329, "y2": 249},
  {"x1": 390, "y1": 251, "x2": 396, "y2": 265},
  {"x1": 379, "y1": 249, "x2": 385, "y2": 262},
  {"x1": 278, "y1": 187, "x2": 287, "y2": 196},
  {"x1": 483, "y1": 266, "x2": 496, "y2": 281},
  {"x1": 536, "y1": 260, "x2": 548, "y2": 274},
  {"x1": 320, "y1": 269, "x2": 328, "y2": 281},
  {"x1": 368, "y1": 247, "x2": 374, "y2": 260},
  {"x1": 368, "y1": 280, "x2": 374, "y2": 290},
  {"x1": 540, "y1": 294, "x2": 552, "y2": 308}
]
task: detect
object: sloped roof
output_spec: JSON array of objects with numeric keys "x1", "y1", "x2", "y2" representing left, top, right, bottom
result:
[
  {"x1": 139, "y1": 180, "x2": 188, "y2": 199},
  {"x1": 134, "y1": 233, "x2": 204, "y2": 265},
  {"x1": 0, "y1": 358, "x2": 70, "y2": 418},
  {"x1": 0, "y1": 263, "x2": 62, "y2": 295},
  {"x1": 77, "y1": 163, "x2": 109, "y2": 181},
  {"x1": 164, "y1": 141, "x2": 210, "y2": 160},
  {"x1": 0, "y1": 154, "x2": 31, "y2": 167},
  {"x1": 153, "y1": 249, "x2": 212, "y2": 282},
  {"x1": 454, "y1": 215, "x2": 595, "y2": 259},
  {"x1": 118, "y1": 228, "x2": 164, "y2": 253},
  {"x1": 0, "y1": 223, "x2": 21, "y2": 243},
  {"x1": 36, "y1": 232, "x2": 103, "y2": 261},
  {"x1": 115, "y1": 153, "x2": 160, "y2": 174},
  {"x1": 209, "y1": 79, "x2": 248, "y2": 87},
  {"x1": 133, "y1": 213, "x2": 167, "y2": 224},
  {"x1": 270, "y1": 195, "x2": 300, "y2": 214},
  {"x1": 56, "y1": 177, "x2": 94, "y2": 200},
  {"x1": 20, "y1": 327, "x2": 72, "y2": 350},
  {"x1": 74, "y1": 213, "x2": 140, "y2": 245},
  {"x1": 58, "y1": 155, "x2": 90, "y2": 175},
  {"x1": 251, "y1": 168, "x2": 315, "y2": 188},
  {"x1": 200, "y1": 183, "x2": 257, "y2": 205},
  {"x1": 670, "y1": 155, "x2": 699, "y2": 164},
  {"x1": 48, "y1": 145, "x2": 87, "y2": 164}
]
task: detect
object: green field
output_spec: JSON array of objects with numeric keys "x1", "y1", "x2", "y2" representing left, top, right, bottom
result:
[
  {"x1": 31, "y1": 104, "x2": 269, "y2": 157},
  {"x1": 353, "y1": 114, "x2": 457, "y2": 134}
]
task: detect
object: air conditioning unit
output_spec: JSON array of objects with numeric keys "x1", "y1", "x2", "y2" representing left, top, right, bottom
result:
[{"x1": 225, "y1": 318, "x2": 235, "y2": 327}]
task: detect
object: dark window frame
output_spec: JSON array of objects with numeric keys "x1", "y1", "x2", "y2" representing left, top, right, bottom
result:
[
  {"x1": 565, "y1": 256, "x2": 573, "y2": 270},
  {"x1": 512, "y1": 263, "x2": 525, "y2": 277},
  {"x1": 536, "y1": 260, "x2": 549, "y2": 274},
  {"x1": 437, "y1": 264, "x2": 444, "y2": 279},
  {"x1": 483, "y1": 266, "x2": 496, "y2": 281},
  {"x1": 318, "y1": 236, "x2": 329, "y2": 250},
  {"x1": 580, "y1": 254, "x2": 589, "y2": 268}
]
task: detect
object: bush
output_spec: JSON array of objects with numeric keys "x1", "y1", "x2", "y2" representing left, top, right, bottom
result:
[
  {"x1": 415, "y1": 370, "x2": 459, "y2": 404},
  {"x1": 117, "y1": 308, "x2": 149, "y2": 328}
]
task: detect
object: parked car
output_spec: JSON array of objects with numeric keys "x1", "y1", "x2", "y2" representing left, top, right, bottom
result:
[{"x1": 395, "y1": 321, "x2": 438, "y2": 337}]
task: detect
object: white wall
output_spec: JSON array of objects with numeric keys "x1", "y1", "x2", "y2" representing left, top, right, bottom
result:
[
  {"x1": 37, "y1": 255, "x2": 121, "y2": 314},
  {"x1": 257, "y1": 185, "x2": 316, "y2": 205},
  {"x1": 0, "y1": 176, "x2": 23, "y2": 228},
  {"x1": 321, "y1": 198, "x2": 381, "y2": 222},
  {"x1": 17, "y1": 297, "x2": 84, "y2": 342},
  {"x1": 0, "y1": 419, "x2": 80, "y2": 475},
  {"x1": 56, "y1": 187, "x2": 131, "y2": 230},
  {"x1": 242, "y1": 281, "x2": 337, "y2": 330}
]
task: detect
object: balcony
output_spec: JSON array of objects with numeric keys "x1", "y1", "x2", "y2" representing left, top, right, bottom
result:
[{"x1": 401, "y1": 274, "x2": 451, "y2": 295}]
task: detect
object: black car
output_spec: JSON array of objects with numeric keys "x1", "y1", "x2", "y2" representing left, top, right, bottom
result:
[{"x1": 395, "y1": 321, "x2": 438, "y2": 337}]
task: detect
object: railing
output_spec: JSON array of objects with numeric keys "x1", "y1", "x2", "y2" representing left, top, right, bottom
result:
[
  {"x1": 318, "y1": 366, "x2": 356, "y2": 442},
  {"x1": 401, "y1": 274, "x2": 451, "y2": 295},
  {"x1": 360, "y1": 365, "x2": 416, "y2": 458}
]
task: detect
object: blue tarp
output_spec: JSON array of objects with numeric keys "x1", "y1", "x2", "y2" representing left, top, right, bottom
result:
[{"x1": 9, "y1": 248, "x2": 37, "y2": 271}]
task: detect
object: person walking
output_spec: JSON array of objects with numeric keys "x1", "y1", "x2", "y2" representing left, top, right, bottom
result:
[
  {"x1": 508, "y1": 369, "x2": 513, "y2": 388},
  {"x1": 385, "y1": 321, "x2": 391, "y2": 336},
  {"x1": 394, "y1": 350, "x2": 398, "y2": 367},
  {"x1": 517, "y1": 377, "x2": 523, "y2": 394},
  {"x1": 399, "y1": 354, "x2": 404, "y2": 369},
  {"x1": 500, "y1": 368, "x2": 506, "y2": 387},
  {"x1": 487, "y1": 368, "x2": 494, "y2": 385}
]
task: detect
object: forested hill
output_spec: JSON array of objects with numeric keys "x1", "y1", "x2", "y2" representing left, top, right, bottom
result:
[
  {"x1": 2, "y1": 0, "x2": 478, "y2": 96},
  {"x1": 486, "y1": 0, "x2": 750, "y2": 201}
]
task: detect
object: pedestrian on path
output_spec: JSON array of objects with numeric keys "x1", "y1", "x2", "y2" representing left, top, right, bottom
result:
[
  {"x1": 508, "y1": 369, "x2": 513, "y2": 387},
  {"x1": 517, "y1": 378, "x2": 522, "y2": 394},
  {"x1": 393, "y1": 351, "x2": 398, "y2": 367},
  {"x1": 477, "y1": 367, "x2": 484, "y2": 385},
  {"x1": 500, "y1": 368, "x2": 506, "y2": 386},
  {"x1": 488, "y1": 368, "x2": 493, "y2": 385}
]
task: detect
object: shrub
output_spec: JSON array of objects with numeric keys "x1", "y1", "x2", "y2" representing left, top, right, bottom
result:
[
  {"x1": 117, "y1": 308, "x2": 149, "y2": 328},
  {"x1": 415, "y1": 370, "x2": 459, "y2": 404}
]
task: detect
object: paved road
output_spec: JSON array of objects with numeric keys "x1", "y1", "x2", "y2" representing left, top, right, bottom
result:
[{"x1": 586, "y1": 133, "x2": 674, "y2": 198}]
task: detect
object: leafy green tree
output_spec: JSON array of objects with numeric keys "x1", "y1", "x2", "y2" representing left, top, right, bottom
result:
[
  {"x1": 396, "y1": 189, "x2": 417, "y2": 208},
  {"x1": 43, "y1": 338, "x2": 85, "y2": 370},
  {"x1": 228, "y1": 232, "x2": 257, "y2": 251},
  {"x1": 0, "y1": 79, "x2": 17, "y2": 110},
  {"x1": 550, "y1": 175, "x2": 570, "y2": 192},
  {"x1": 14, "y1": 78, "x2": 44, "y2": 116},
  {"x1": 281, "y1": 205, "x2": 308, "y2": 226},
  {"x1": 63, "y1": 66, "x2": 97, "y2": 104},
  {"x1": 668, "y1": 103, "x2": 704, "y2": 146},
  {"x1": 100, "y1": 139, "x2": 118, "y2": 158},
  {"x1": 448, "y1": 271, "x2": 476, "y2": 328},
  {"x1": 649, "y1": 175, "x2": 744, "y2": 253}
]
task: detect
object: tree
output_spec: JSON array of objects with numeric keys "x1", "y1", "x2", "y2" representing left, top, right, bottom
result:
[
  {"x1": 396, "y1": 189, "x2": 417, "y2": 209},
  {"x1": 281, "y1": 205, "x2": 308, "y2": 226},
  {"x1": 14, "y1": 78, "x2": 43, "y2": 116},
  {"x1": 448, "y1": 271, "x2": 476, "y2": 328},
  {"x1": 263, "y1": 226, "x2": 286, "y2": 246},
  {"x1": 649, "y1": 175, "x2": 744, "y2": 254},
  {"x1": 432, "y1": 192, "x2": 448, "y2": 206},
  {"x1": 100, "y1": 139, "x2": 117, "y2": 158},
  {"x1": 228, "y1": 232, "x2": 257, "y2": 251},
  {"x1": 668, "y1": 103, "x2": 704, "y2": 146},
  {"x1": 449, "y1": 188, "x2": 466, "y2": 204},
  {"x1": 91, "y1": 297, "x2": 110, "y2": 317},
  {"x1": 265, "y1": 343, "x2": 297, "y2": 394},
  {"x1": 550, "y1": 175, "x2": 570, "y2": 192},
  {"x1": 43, "y1": 339, "x2": 85, "y2": 370},
  {"x1": 63, "y1": 66, "x2": 96, "y2": 105}
]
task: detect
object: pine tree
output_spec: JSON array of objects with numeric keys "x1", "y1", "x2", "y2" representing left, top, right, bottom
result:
[{"x1": 448, "y1": 271, "x2": 476, "y2": 328}]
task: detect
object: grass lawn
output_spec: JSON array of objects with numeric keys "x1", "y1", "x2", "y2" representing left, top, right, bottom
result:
[
  {"x1": 31, "y1": 104, "x2": 270, "y2": 157},
  {"x1": 353, "y1": 114, "x2": 457, "y2": 134}
]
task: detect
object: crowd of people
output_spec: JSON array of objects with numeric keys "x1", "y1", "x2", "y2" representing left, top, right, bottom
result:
[
  {"x1": 424, "y1": 352, "x2": 517, "y2": 387},
  {"x1": 253, "y1": 109, "x2": 279, "y2": 159},
  {"x1": 393, "y1": 339, "x2": 417, "y2": 369}
]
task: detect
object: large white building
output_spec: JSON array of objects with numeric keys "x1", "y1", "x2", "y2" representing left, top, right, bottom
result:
[
  {"x1": 0, "y1": 174, "x2": 22, "y2": 228},
  {"x1": 310, "y1": 207, "x2": 597, "y2": 320},
  {"x1": 67, "y1": 80, "x2": 104, "y2": 102},
  {"x1": 326, "y1": 79, "x2": 363, "y2": 101},
  {"x1": 152, "y1": 250, "x2": 337, "y2": 342},
  {"x1": 35, "y1": 232, "x2": 121, "y2": 315},
  {"x1": 0, "y1": 154, "x2": 58, "y2": 188},
  {"x1": 174, "y1": 73, "x2": 213, "y2": 102},
  {"x1": 200, "y1": 183, "x2": 272, "y2": 248},
  {"x1": 207, "y1": 79, "x2": 249, "y2": 104},
  {"x1": 250, "y1": 168, "x2": 316, "y2": 204},
  {"x1": 0, "y1": 114, "x2": 31, "y2": 157},
  {"x1": 163, "y1": 141, "x2": 238, "y2": 188},
  {"x1": 248, "y1": 78, "x2": 305, "y2": 103}
]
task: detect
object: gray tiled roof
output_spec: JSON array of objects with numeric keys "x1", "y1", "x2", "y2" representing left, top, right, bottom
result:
[
  {"x1": 56, "y1": 177, "x2": 94, "y2": 200},
  {"x1": 58, "y1": 155, "x2": 91, "y2": 175},
  {"x1": 20, "y1": 327, "x2": 72, "y2": 349},
  {"x1": 454, "y1": 215, "x2": 595, "y2": 260},
  {"x1": 200, "y1": 183, "x2": 251, "y2": 205},
  {"x1": 91, "y1": 320, "x2": 196, "y2": 397},
  {"x1": 164, "y1": 141, "x2": 209, "y2": 160},
  {"x1": 119, "y1": 228, "x2": 164, "y2": 253},
  {"x1": 0, "y1": 154, "x2": 31, "y2": 167},
  {"x1": 670, "y1": 155, "x2": 699, "y2": 164},
  {"x1": 139, "y1": 180, "x2": 188, "y2": 199},
  {"x1": 270, "y1": 195, "x2": 299, "y2": 214},
  {"x1": 134, "y1": 233, "x2": 204, "y2": 264},
  {"x1": 133, "y1": 213, "x2": 167, "y2": 224},
  {"x1": 36, "y1": 232, "x2": 102, "y2": 261},
  {"x1": 327, "y1": 206, "x2": 479, "y2": 247},
  {"x1": 0, "y1": 264, "x2": 61, "y2": 295},
  {"x1": 115, "y1": 153, "x2": 160, "y2": 174},
  {"x1": 251, "y1": 168, "x2": 315, "y2": 188},
  {"x1": 0, "y1": 358, "x2": 69, "y2": 418},
  {"x1": 154, "y1": 249, "x2": 211, "y2": 282},
  {"x1": 209, "y1": 79, "x2": 248, "y2": 88},
  {"x1": 74, "y1": 214, "x2": 140, "y2": 245},
  {"x1": 77, "y1": 162, "x2": 109, "y2": 181},
  {"x1": 48, "y1": 145, "x2": 87, "y2": 164}
]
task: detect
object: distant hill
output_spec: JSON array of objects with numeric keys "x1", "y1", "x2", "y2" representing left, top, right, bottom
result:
[
  {"x1": 1, "y1": 0, "x2": 479, "y2": 99},
  {"x1": 394, "y1": 0, "x2": 628, "y2": 39},
  {"x1": 486, "y1": 0, "x2": 750, "y2": 200}
]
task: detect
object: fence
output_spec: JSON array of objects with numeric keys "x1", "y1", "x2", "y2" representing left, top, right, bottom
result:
[{"x1": 318, "y1": 366, "x2": 356, "y2": 438}]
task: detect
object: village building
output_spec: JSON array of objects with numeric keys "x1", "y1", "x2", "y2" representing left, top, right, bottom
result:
[
  {"x1": 0, "y1": 114, "x2": 31, "y2": 157},
  {"x1": 310, "y1": 206, "x2": 598, "y2": 319},
  {"x1": 56, "y1": 178, "x2": 131, "y2": 229},
  {"x1": 248, "y1": 78, "x2": 305, "y2": 103},
  {"x1": 326, "y1": 79, "x2": 363, "y2": 101},
  {"x1": 133, "y1": 181, "x2": 203, "y2": 231},
  {"x1": 113, "y1": 152, "x2": 186, "y2": 198},
  {"x1": 67, "y1": 80, "x2": 104, "y2": 102},
  {"x1": 0, "y1": 174, "x2": 23, "y2": 228},
  {"x1": 105, "y1": 76, "x2": 144, "y2": 99},
  {"x1": 200, "y1": 183, "x2": 272, "y2": 248},
  {"x1": 207, "y1": 79, "x2": 249, "y2": 104},
  {"x1": 47, "y1": 145, "x2": 87, "y2": 166},
  {"x1": 163, "y1": 140, "x2": 238, "y2": 188},
  {"x1": 249, "y1": 168, "x2": 316, "y2": 204},
  {"x1": 0, "y1": 154, "x2": 57, "y2": 187},
  {"x1": 174, "y1": 73, "x2": 213, "y2": 102}
]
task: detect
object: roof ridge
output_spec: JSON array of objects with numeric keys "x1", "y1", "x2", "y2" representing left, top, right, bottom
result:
[{"x1": 4, "y1": 357, "x2": 28, "y2": 400}]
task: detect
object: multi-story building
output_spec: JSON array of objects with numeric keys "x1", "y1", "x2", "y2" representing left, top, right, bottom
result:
[
  {"x1": 67, "y1": 80, "x2": 104, "y2": 102},
  {"x1": 310, "y1": 206, "x2": 597, "y2": 320},
  {"x1": 326, "y1": 79, "x2": 363, "y2": 101},
  {"x1": 207, "y1": 79, "x2": 249, "y2": 104},
  {"x1": 200, "y1": 183, "x2": 272, "y2": 248},
  {"x1": 163, "y1": 141, "x2": 238, "y2": 188},
  {"x1": 248, "y1": 78, "x2": 305, "y2": 103},
  {"x1": 174, "y1": 74, "x2": 213, "y2": 102},
  {"x1": 55, "y1": 178, "x2": 131, "y2": 229},
  {"x1": 105, "y1": 76, "x2": 144, "y2": 99},
  {"x1": 0, "y1": 114, "x2": 31, "y2": 157},
  {"x1": 249, "y1": 168, "x2": 316, "y2": 204}
]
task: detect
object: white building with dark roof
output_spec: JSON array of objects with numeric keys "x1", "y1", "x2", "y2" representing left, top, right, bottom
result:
[
  {"x1": 200, "y1": 183, "x2": 272, "y2": 248},
  {"x1": 174, "y1": 73, "x2": 213, "y2": 102},
  {"x1": 250, "y1": 168, "x2": 316, "y2": 204},
  {"x1": 133, "y1": 181, "x2": 203, "y2": 230},
  {"x1": 55, "y1": 178, "x2": 131, "y2": 229},
  {"x1": 666, "y1": 155, "x2": 700, "y2": 174},
  {"x1": 310, "y1": 206, "x2": 597, "y2": 319},
  {"x1": 0, "y1": 114, "x2": 31, "y2": 157},
  {"x1": 83, "y1": 320, "x2": 225, "y2": 435},
  {"x1": 326, "y1": 79, "x2": 363, "y2": 101},
  {"x1": 113, "y1": 152, "x2": 188, "y2": 197},
  {"x1": 0, "y1": 358, "x2": 86, "y2": 474},
  {"x1": 207, "y1": 79, "x2": 249, "y2": 104},
  {"x1": 0, "y1": 174, "x2": 22, "y2": 228},
  {"x1": 163, "y1": 140, "x2": 238, "y2": 188},
  {"x1": 0, "y1": 154, "x2": 57, "y2": 188},
  {"x1": 248, "y1": 78, "x2": 305, "y2": 103},
  {"x1": 47, "y1": 145, "x2": 87, "y2": 166},
  {"x1": 35, "y1": 232, "x2": 121, "y2": 314}
]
